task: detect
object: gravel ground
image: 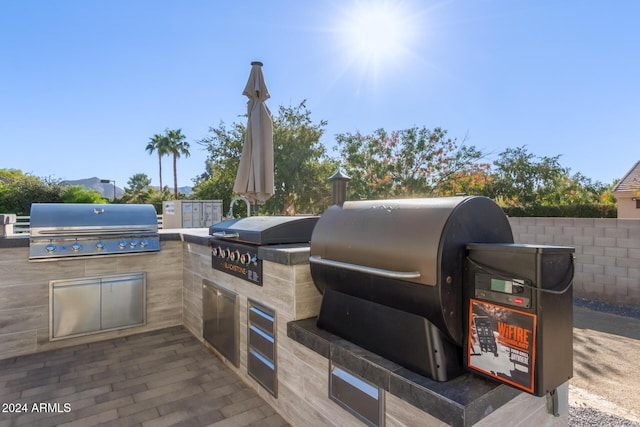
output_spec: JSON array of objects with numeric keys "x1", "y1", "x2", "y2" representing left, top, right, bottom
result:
[
  {"x1": 574, "y1": 297, "x2": 640, "y2": 319},
  {"x1": 569, "y1": 406, "x2": 640, "y2": 427},
  {"x1": 570, "y1": 298, "x2": 640, "y2": 426}
]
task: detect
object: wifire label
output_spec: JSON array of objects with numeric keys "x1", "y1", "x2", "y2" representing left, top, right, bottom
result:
[{"x1": 467, "y1": 299, "x2": 537, "y2": 393}]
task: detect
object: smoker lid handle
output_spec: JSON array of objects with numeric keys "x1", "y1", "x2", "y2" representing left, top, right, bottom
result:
[
  {"x1": 212, "y1": 231, "x2": 240, "y2": 239},
  {"x1": 309, "y1": 256, "x2": 421, "y2": 280}
]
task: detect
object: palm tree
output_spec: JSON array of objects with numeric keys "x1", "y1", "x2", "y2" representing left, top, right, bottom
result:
[
  {"x1": 145, "y1": 134, "x2": 170, "y2": 193},
  {"x1": 165, "y1": 129, "x2": 191, "y2": 199}
]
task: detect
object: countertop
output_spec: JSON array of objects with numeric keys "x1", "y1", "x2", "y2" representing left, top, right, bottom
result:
[{"x1": 0, "y1": 228, "x2": 312, "y2": 266}]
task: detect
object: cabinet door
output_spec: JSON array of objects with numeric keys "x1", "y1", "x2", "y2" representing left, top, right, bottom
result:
[
  {"x1": 101, "y1": 274, "x2": 145, "y2": 330},
  {"x1": 202, "y1": 280, "x2": 239, "y2": 367},
  {"x1": 52, "y1": 279, "x2": 101, "y2": 339},
  {"x1": 217, "y1": 290, "x2": 239, "y2": 366},
  {"x1": 192, "y1": 203, "x2": 202, "y2": 227},
  {"x1": 202, "y1": 281, "x2": 218, "y2": 347},
  {"x1": 182, "y1": 203, "x2": 194, "y2": 228}
]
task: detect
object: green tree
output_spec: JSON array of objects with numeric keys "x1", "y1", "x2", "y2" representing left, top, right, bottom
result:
[
  {"x1": 192, "y1": 122, "x2": 244, "y2": 212},
  {"x1": 61, "y1": 185, "x2": 107, "y2": 204},
  {"x1": 121, "y1": 173, "x2": 153, "y2": 204},
  {"x1": 544, "y1": 172, "x2": 612, "y2": 206},
  {"x1": 0, "y1": 169, "x2": 26, "y2": 181},
  {"x1": 0, "y1": 171, "x2": 64, "y2": 215},
  {"x1": 335, "y1": 127, "x2": 485, "y2": 199},
  {"x1": 267, "y1": 102, "x2": 336, "y2": 214},
  {"x1": 148, "y1": 186, "x2": 173, "y2": 215},
  {"x1": 485, "y1": 146, "x2": 568, "y2": 207},
  {"x1": 165, "y1": 129, "x2": 190, "y2": 200},
  {"x1": 195, "y1": 101, "x2": 335, "y2": 215},
  {"x1": 145, "y1": 133, "x2": 171, "y2": 193}
]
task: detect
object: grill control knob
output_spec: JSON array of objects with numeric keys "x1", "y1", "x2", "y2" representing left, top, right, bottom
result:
[
  {"x1": 71, "y1": 242, "x2": 81, "y2": 251},
  {"x1": 218, "y1": 247, "x2": 228, "y2": 258},
  {"x1": 45, "y1": 243, "x2": 56, "y2": 253},
  {"x1": 230, "y1": 250, "x2": 240, "y2": 262},
  {"x1": 130, "y1": 240, "x2": 139, "y2": 248},
  {"x1": 240, "y1": 252, "x2": 252, "y2": 265},
  {"x1": 222, "y1": 248, "x2": 230, "y2": 259},
  {"x1": 118, "y1": 240, "x2": 127, "y2": 249},
  {"x1": 139, "y1": 239, "x2": 148, "y2": 248},
  {"x1": 211, "y1": 247, "x2": 219, "y2": 256},
  {"x1": 96, "y1": 241, "x2": 105, "y2": 250}
]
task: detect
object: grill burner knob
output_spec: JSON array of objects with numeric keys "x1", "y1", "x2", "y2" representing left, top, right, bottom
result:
[
  {"x1": 230, "y1": 250, "x2": 240, "y2": 262},
  {"x1": 240, "y1": 252, "x2": 252, "y2": 265},
  {"x1": 118, "y1": 240, "x2": 127, "y2": 249},
  {"x1": 130, "y1": 240, "x2": 139, "y2": 248},
  {"x1": 45, "y1": 243, "x2": 56, "y2": 253},
  {"x1": 71, "y1": 242, "x2": 81, "y2": 251},
  {"x1": 140, "y1": 239, "x2": 148, "y2": 248},
  {"x1": 211, "y1": 247, "x2": 219, "y2": 256},
  {"x1": 96, "y1": 242, "x2": 105, "y2": 250},
  {"x1": 219, "y1": 247, "x2": 229, "y2": 258}
]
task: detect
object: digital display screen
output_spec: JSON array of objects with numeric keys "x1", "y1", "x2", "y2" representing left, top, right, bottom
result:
[
  {"x1": 491, "y1": 279, "x2": 513, "y2": 294},
  {"x1": 490, "y1": 278, "x2": 526, "y2": 294}
]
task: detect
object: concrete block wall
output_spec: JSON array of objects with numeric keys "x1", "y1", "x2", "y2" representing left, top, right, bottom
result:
[{"x1": 508, "y1": 218, "x2": 640, "y2": 305}]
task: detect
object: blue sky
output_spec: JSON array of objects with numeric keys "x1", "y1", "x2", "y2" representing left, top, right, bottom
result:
[{"x1": 1, "y1": 1, "x2": 638, "y2": 189}]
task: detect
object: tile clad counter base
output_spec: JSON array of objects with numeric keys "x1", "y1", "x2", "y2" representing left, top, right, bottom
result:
[
  {"x1": 0, "y1": 241, "x2": 184, "y2": 360},
  {"x1": 288, "y1": 319, "x2": 566, "y2": 427}
]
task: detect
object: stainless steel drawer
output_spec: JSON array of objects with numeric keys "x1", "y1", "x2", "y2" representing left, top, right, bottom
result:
[
  {"x1": 249, "y1": 306, "x2": 275, "y2": 335},
  {"x1": 330, "y1": 363, "x2": 384, "y2": 427},
  {"x1": 249, "y1": 325, "x2": 275, "y2": 361},
  {"x1": 248, "y1": 349, "x2": 277, "y2": 396},
  {"x1": 247, "y1": 299, "x2": 277, "y2": 397}
]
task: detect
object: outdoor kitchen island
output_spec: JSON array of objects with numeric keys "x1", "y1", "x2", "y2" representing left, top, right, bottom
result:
[
  {"x1": 0, "y1": 229, "x2": 567, "y2": 426},
  {"x1": 180, "y1": 231, "x2": 568, "y2": 427}
]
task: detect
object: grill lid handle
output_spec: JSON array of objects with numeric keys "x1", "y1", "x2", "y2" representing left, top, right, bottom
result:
[
  {"x1": 309, "y1": 256, "x2": 421, "y2": 280},
  {"x1": 36, "y1": 227, "x2": 157, "y2": 235},
  {"x1": 212, "y1": 231, "x2": 240, "y2": 239}
]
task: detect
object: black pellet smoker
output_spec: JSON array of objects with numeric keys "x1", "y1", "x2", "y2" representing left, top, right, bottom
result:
[{"x1": 309, "y1": 196, "x2": 574, "y2": 396}]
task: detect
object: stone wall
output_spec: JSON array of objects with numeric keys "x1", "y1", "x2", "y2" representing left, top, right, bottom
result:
[{"x1": 509, "y1": 218, "x2": 640, "y2": 305}]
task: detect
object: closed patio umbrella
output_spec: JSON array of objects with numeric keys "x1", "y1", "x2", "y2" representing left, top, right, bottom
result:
[{"x1": 233, "y1": 61, "x2": 274, "y2": 212}]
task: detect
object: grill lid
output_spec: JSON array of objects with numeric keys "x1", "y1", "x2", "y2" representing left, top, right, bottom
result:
[
  {"x1": 30, "y1": 203, "x2": 158, "y2": 236},
  {"x1": 209, "y1": 216, "x2": 318, "y2": 245},
  {"x1": 29, "y1": 203, "x2": 160, "y2": 260},
  {"x1": 310, "y1": 196, "x2": 513, "y2": 287},
  {"x1": 309, "y1": 196, "x2": 514, "y2": 345}
]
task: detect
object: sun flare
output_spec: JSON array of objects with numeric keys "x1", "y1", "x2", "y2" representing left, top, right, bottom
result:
[{"x1": 335, "y1": 1, "x2": 419, "y2": 79}]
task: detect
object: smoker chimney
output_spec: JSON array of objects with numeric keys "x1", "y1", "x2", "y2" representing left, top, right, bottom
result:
[{"x1": 328, "y1": 170, "x2": 351, "y2": 207}]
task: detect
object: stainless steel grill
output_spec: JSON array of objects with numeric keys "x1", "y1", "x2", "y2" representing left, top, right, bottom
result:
[
  {"x1": 29, "y1": 203, "x2": 160, "y2": 260},
  {"x1": 208, "y1": 216, "x2": 319, "y2": 286}
]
